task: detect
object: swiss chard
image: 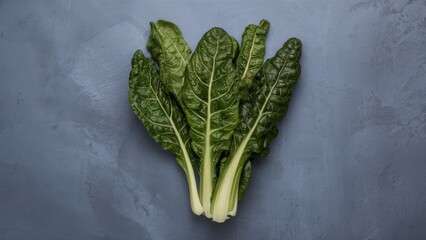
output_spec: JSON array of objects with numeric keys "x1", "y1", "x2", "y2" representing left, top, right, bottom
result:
[
  {"x1": 211, "y1": 38, "x2": 302, "y2": 222},
  {"x1": 128, "y1": 20, "x2": 302, "y2": 223},
  {"x1": 181, "y1": 28, "x2": 240, "y2": 217},
  {"x1": 129, "y1": 50, "x2": 203, "y2": 215},
  {"x1": 227, "y1": 19, "x2": 270, "y2": 202}
]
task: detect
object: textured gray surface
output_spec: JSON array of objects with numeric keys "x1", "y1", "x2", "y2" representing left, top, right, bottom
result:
[{"x1": 1, "y1": 0, "x2": 426, "y2": 239}]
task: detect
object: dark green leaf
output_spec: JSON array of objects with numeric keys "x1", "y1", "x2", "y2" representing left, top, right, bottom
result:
[
  {"x1": 211, "y1": 38, "x2": 302, "y2": 222},
  {"x1": 236, "y1": 19, "x2": 270, "y2": 100},
  {"x1": 146, "y1": 20, "x2": 191, "y2": 98},
  {"x1": 181, "y1": 28, "x2": 240, "y2": 217},
  {"x1": 128, "y1": 50, "x2": 203, "y2": 215}
]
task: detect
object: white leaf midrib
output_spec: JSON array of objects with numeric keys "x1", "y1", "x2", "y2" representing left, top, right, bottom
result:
[{"x1": 201, "y1": 38, "x2": 220, "y2": 217}]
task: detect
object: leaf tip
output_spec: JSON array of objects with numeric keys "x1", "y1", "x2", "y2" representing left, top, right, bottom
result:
[
  {"x1": 259, "y1": 19, "x2": 270, "y2": 30},
  {"x1": 286, "y1": 37, "x2": 302, "y2": 49}
]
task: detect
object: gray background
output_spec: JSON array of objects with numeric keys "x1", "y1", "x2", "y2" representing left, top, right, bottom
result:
[{"x1": 1, "y1": 0, "x2": 425, "y2": 239}]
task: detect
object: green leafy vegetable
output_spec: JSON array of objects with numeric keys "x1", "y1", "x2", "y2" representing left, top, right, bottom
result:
[
  {"x1": 128, "y1": 50, "x2": 203, "y2": 215},
  {"x1": 233, "y1": 19, "x2": 270, "y2": 201},
  {"x1": 211, "y1": 38, "x2": 302, "y2": 222},
  {"x1": 181, "y1": 27, "x2": 240, "y2": 217},
  {"x1": 128, "y1": 19, "x2": 302, "y2": 223}
]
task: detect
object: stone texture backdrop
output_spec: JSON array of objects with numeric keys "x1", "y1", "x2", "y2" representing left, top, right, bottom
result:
[{"x1": 1, "y1": 0, "x2": 425, "y2": 239}]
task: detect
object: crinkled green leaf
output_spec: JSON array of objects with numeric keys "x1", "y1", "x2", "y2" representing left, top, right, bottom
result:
[
  {"x1": 236, "y1": 75, "x2": 277, "y2": 202},
  {"x1": 181, "y1": 28, "x2": 239, "y2": 217},
  {"x1": 146, "y1": 20, "x2": 191, "y2": 98},
  {"x1": 217, "y1": 19, "x2": 270, "y2": 194},
  {"x1": 236, "y1": 19, "x2": 270, "y2": 100},
  {"x1": 239, "y1": 73, "x2": 280, "y2": 159},
  {"x1": 211, "y1": 38, "x2": 302, "y2": 223},
  {"x1": 128, "y1": 50, "x2": 203, "y2": 215}
]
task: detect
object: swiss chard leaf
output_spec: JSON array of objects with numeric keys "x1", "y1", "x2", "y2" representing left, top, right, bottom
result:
[
  {"x1": 146, "y1": 20, "x2": 191, "y2": 98},
  {"x1": 129, "y1": 50, "x2": 203, "y2": 215},
  {"x1": 211, "y1": 38, "x2": 302, "y2": 223},
  {"x1": 223, "y1": 20, "x2": 269, "y2": 202},
  {"x1": 236, "y1": 19, "x2": 270, "y2": 100},
  {"x1": 181, "y1": 28, "x2": 240, "y2": 217}
]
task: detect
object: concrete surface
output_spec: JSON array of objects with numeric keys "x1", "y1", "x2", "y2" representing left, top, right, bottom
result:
[{"x1": 1, "y1": 0, "x2": 426, "y2": 239}]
